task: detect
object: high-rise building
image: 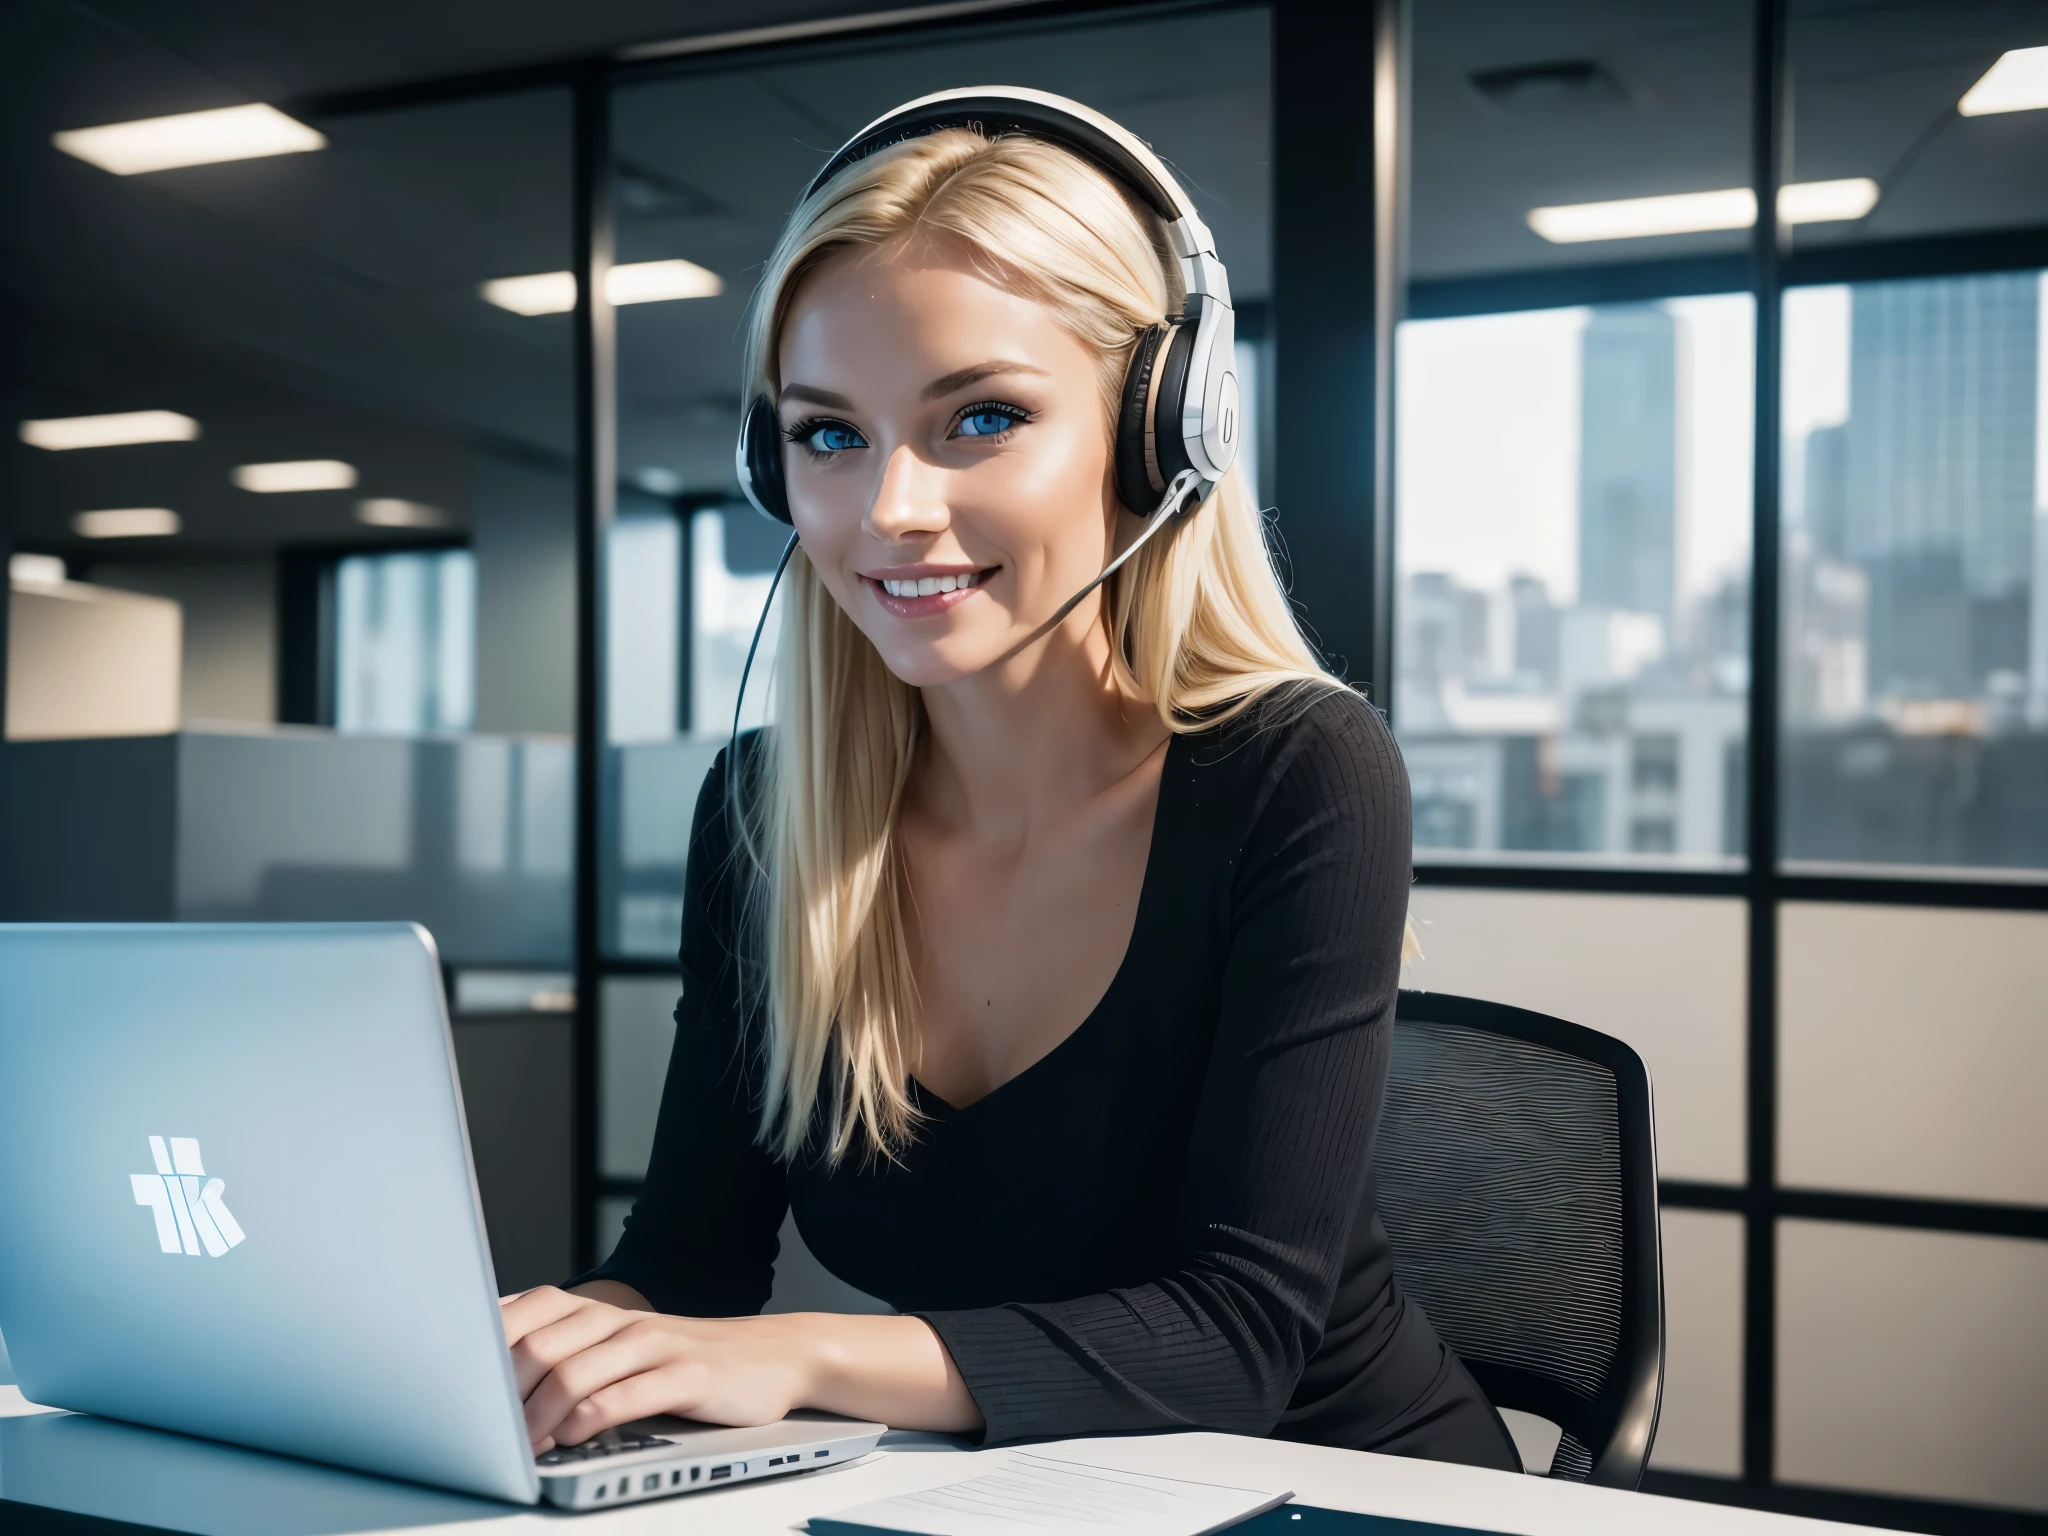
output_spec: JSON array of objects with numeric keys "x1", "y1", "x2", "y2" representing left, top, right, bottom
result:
[
  {"x1": 1578, "y1": 305, "x2": 1678, "y2": 633},
  {"x1": 1842, "y1": 273, "x2": 2039, "y2": 695}
]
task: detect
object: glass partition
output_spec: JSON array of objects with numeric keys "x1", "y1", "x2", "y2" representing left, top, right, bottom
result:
[
  {"x1": 1399, "y1": 0, "x2": 1755, "y2": 865},
  {"x1": 1780, "y1": 270, "x2": 2047, "y2": 871}
]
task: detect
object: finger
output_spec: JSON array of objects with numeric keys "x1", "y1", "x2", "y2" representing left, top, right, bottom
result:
[
  {"x1": 524, "y1": 1323, "x2": 680, "y2": 1448},
  {"x1": 498, "y1": 1285, "x2": 582, "y2": 1349},
  {"x1": 550, "y1": 1362, "x2": 718, "y2": 1449},
  {"x1": 510, "y1": 1303, "x2": 638, "y2": 1400}
]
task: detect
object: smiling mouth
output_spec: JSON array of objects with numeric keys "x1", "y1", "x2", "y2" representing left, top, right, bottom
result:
[{"x1": 872, "y1": 569, "x2": 993, "y2": 598}]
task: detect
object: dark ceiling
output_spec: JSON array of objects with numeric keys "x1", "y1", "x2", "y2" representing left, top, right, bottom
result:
[{"x1": 2, "y1": 0, "x2": 2043, "y2": 564}]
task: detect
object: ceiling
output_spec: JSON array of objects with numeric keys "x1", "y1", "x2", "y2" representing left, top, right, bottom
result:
[{"x1": 2, "y1": 0, "x2": 2042, "y2": 564}]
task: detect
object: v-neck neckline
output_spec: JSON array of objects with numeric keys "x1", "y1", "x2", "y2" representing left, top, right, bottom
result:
[{"x1": 908, "y1": 730, "x2": 1183, "y2": 1118}]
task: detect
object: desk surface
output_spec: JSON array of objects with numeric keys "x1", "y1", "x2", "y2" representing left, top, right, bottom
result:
[{"x1": 0, "y1": 1387, "x2": 1873, "y2": 1536}]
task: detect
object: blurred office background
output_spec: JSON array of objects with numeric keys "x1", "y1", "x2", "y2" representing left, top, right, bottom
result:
[{"x1": 0, "y1": 1, "x2": 2043, "y2": 1530}]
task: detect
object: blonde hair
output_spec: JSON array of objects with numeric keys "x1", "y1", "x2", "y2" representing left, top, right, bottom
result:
[{"x1": 738, "y1": 127, "x2": 1341, "y2": 1164}]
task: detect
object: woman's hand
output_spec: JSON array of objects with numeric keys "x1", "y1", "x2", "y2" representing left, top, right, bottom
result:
[
  {"x1": 501, "y1": 1286, "x2": 820, "y2": 1452},
  {"x1": 499, "y1": 1285, "x2": 984, "y2": 1451}
]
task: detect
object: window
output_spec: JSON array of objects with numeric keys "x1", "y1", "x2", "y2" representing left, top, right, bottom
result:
[
  {"x1": 1395, "y1": 297, "x2": 1754, "y2": 864},
  {"x1": 334, "y1": 549, "x2": 476, "y2": 735},
  {"x1": 1781, "y1": 272, "x2": 2048, "y2": 872}
]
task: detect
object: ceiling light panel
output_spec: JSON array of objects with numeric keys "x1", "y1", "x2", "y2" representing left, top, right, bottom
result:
[
  {"x1": 10, "y1": 554, "x2": 67, "y2": 588},
  {"x1": 53, "y1": 104, "x2": 325, "y2": 176},
  {"x1": 74, "y1": 508, "x2": 181, "y2": 538},
  {"x1": 480, "y1": 259, "x2": 724, "y2": 315},
  {"x1": 1527, "y1": 179, "x2": 1880, "y2": 242},
  {"x1": 232, "y1": 459, "x2": 358, "y2": 493},
  {"x1": 357, "y1": 498, "x2": 445, "y2": 528},
  {"x1": 1959, "y1": 45, "x2": 2048, "y2": 116},
  {"x1": 19, "y1": 410, "x2": 199, "y2": 450}
]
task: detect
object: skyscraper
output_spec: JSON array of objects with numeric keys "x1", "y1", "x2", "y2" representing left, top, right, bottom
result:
[
  {"x1": 1578, "y1": 305, "x2": 1678, "y2": 633},
  {"x1": 1842, "y1": 273, "x2": 2039, "y2": 694}
]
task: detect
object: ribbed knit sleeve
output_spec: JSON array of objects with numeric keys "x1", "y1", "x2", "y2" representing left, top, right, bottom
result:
[
  {"x1": 914, "y1": 690, "x2": 1413, "y2": 1443},
  {"x1": 574, "y1": 745, "x2": 790, "y2": 1316}
]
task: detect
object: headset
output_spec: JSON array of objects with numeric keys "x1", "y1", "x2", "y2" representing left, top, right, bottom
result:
[{"x1": 726, "y1": 86, "x2": 1239, "y2": 748}]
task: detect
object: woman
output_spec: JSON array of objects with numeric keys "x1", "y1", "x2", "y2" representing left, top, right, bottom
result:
[{"x1": 500, "y1": 92, "x2": 1520, "y2": 1474}]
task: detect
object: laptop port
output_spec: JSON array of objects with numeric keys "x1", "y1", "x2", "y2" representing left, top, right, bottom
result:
[
  {"x1": 710, "y1": 1464, "x2": 732, "y2": 1480},
  {"x1": 815, "y1": 1449, "x2": 830, "y2": 1458},
  {"x1": 643, "y1": 1473, "x2": 661, "y2": 1492},
  {"x1": 691, "y1": 1466, "x2": 701, "y2": 1482},
  {"x1": 671, "y1": 1470, "x2": 683, "y2": 1486}
]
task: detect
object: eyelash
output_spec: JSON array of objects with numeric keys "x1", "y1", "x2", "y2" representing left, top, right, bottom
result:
[
  {"x1": 780, "y1": 401, "x2": 1037, "y2": 460},
  {"x1": 952, "y1": 400, "x2": 1034, "y2": 441}
]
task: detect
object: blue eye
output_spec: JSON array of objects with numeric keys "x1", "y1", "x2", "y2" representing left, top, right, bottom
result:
[
  {"x1": 792, "y1": 420, "x2": 866, "y2": 454},
  {"x1": 955, "y1": 407, "x2": 1025, "y2": 438}
]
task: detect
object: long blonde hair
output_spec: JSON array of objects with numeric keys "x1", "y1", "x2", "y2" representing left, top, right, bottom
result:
[{"x1": 738, "y1": 126, "x2": 1340, "y2": 1164}]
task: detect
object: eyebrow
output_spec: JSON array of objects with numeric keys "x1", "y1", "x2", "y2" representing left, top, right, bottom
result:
[
  {"x1": 921, "y1": 361, "x2": 1046, "y2": 402},
  {"x1": 778, "y1": 382, "x2": 854, "y2": 409}
]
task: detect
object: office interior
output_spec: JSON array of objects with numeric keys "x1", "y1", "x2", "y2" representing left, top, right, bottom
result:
[{"x1": 0, "y1": 0, "x2": 2043, "y2": 1531}]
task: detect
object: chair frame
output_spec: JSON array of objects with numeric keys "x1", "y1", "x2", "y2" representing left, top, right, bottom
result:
[{"x1": 1392, "y1": 990, "x2": 1664, "y2": 1489}]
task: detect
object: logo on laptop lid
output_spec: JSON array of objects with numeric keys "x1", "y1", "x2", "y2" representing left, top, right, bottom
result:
[{"x1": 130, "y1": 1136, "x2": 246, "y2": 1257}]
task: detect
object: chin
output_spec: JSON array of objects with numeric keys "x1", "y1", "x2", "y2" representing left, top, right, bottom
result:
[{"x1": 868, "y1": 630, "x2": 1008, "y2": 689}]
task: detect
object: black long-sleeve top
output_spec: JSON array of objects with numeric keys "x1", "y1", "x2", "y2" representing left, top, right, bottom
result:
[{"x1": 582, "y1": 686, "x2": 1518, "y2": 1468}]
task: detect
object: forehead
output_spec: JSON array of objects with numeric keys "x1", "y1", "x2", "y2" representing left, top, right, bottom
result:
[{"x1": 777, "y1": 239, "x2": 1080, "y2": 381}]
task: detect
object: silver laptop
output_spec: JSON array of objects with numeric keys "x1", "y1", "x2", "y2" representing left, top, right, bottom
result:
[{"x1": 0, "y1": 922, "x2": 884, "y2": 1509}]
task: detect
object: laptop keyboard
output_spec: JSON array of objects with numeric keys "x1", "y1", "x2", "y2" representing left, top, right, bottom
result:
[{"x1": 536, "y1": 1429, "x2": 673, "y2": 1466}]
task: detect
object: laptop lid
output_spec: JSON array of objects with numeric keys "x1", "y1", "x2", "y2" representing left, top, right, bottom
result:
[{"x1": 0, "y1": 923, "x2": 538, "y2": 1504}]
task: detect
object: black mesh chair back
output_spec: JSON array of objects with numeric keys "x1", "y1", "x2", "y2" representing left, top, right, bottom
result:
[{"x1": 1376, "y1": 990, "x2": 1663, "y2": 1487}]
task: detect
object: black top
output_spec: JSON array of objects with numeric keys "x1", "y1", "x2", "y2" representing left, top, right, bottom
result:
[{"x1": 584, "y1": 686, "x2": 1518, "y2": 1469}]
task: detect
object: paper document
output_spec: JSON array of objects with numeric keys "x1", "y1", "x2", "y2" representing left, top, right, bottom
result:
[{"x1": 807, "y1": 1451, "x2": 1291, "y2": 1536}]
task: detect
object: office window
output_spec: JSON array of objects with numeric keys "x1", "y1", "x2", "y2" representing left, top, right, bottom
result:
[
  {"x1": 1396, "y1": 297, "x2": 1754, "y2": 864},
  {"x1": 690, "y1": 505, "x2": 790, "y2": 738},
  {"x1": 334, "y1": 549, "x2": 476, "y2": 735},
  {"x1": 1780, "y1": 273, "x2": 2048, "y2": 871}
]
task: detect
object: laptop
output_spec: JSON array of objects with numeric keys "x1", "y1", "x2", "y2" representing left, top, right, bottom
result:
[{"x1": 0, "y1": 922, "x2": 885, "y2": 1508}]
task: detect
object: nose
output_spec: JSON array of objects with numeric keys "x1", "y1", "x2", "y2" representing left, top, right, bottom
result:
[{"x1": 863, "y1": 444, "x2": 949, "y2": 544}]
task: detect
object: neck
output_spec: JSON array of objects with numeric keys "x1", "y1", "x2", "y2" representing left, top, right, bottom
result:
[{"x1": 913, "y1": 596, "x2": 1167, "y2": 839}]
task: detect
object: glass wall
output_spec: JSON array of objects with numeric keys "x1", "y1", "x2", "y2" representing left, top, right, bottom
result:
[
  {"x1": 1399, "y1": 0, "x2": 1755, "y2": 866},
  {"x1": 1398, "y1": 297, "x2": 1754, "y2": 862},
  {"x1": 2, "y1": 51, "x2": 578, "y2": 1287}
]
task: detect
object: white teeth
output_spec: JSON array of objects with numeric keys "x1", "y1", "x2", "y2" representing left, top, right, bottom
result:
[{"x1": 880, "y1": 571, "x2": 984, "y2": 598}]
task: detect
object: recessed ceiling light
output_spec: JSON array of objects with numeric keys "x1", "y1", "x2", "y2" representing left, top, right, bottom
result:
[
  {"x1": 1527, "y1": 178, "x2": 1879, "y2": 242},
  {"x1": 1959, "y1": 45, "x2": 2048, "y2": 116},
  {"x1": 9, "y1": 554, "x2": 67, "y2": 588},
  {"x1": 232, "y1": 459, "x2": 358, "y2": 493},
  {"x1": 53, "y1": 103, "x2": 326, "y2": 176},
  {"x1": 1777, "y1": 178, "x2": 1881, "y2": 223},
  {"x1": 357, "y1": 498, "x2": 445, "y2": 528},
  {"x1": 480, "y1": 258, "x2": 724, "y2": 316},
  {"x1": 74, "y1": 508, "x2": 181, "y2": 538},
  {"x1": 19, "y1": 410, "x2": 200, "y2": 450}
]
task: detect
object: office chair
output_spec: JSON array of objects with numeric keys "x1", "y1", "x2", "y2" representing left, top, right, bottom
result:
[{"x1": 1376, "y1": 990, "x2": 1663, "y2": 1488}]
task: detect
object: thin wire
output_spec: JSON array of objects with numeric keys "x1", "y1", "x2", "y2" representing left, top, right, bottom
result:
[{"x1": 730, "y1": 530, "x2": 801, "y2": 761}]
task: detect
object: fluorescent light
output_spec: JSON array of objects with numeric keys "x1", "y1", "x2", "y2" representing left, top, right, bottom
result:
[
  {"x1": 1528, "y1": 179, "x2": 1880, "y2": 242},
  {"x1": 1959, "y1": 45, "x2": 2048, "y2": 116},
  {"x1": 74, "y1": 508, "x2": 181, "y2": 538},
  {"x1": 480, "y1": 258, "x2": 724, "y2": 316},
  {"x1": 1778, "y1": 178, "x2": 1880, "y2": 223},
  {"x1": 1530, "y1": 187, "x2": 1755, "y2": 242},
  {"x1": 609, "y1": 259, "x2": 723, "y2": 304},
  {"x1": 9, "y1": 554, "x2": 67, "y2": 588},
  {"x1": 357, "y1": 498, "x2": 445, "y2": 528},
  {"x1": 53, "y1": 104, "x2": 325, "y2": 176},
  {"x1": 232, "y1": 459, "x2": 358, "y2": 493},
  {"x1": 20, "y1": 410, "x2": 199, "y2": 450}
]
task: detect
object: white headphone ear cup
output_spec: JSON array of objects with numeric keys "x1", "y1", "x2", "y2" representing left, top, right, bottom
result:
[{"x1": 1176, "y1": 297, "x2": 1238, "y2": 480}]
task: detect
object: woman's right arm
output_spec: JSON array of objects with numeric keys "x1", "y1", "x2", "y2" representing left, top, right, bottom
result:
[{"x1": 569, "y1": 746, "x2": 789, "y2": 1316}]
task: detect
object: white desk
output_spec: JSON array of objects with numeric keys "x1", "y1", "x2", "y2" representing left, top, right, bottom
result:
[{"x1": 0, "y1": 1386, "x2": 1873, "y2": 1535}]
